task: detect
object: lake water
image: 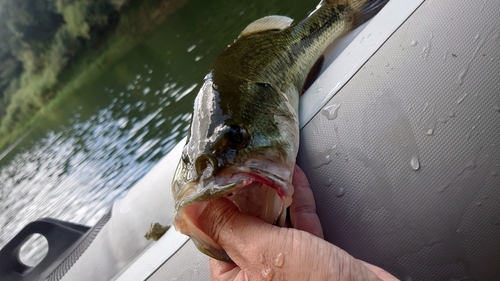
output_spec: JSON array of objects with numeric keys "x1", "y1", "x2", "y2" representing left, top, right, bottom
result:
[{"x1": 0, "y1": 0, "x2": 317, "y2": 266}]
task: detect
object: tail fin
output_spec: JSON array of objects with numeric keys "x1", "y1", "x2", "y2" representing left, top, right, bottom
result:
[{"x1": 349, "y1": 0, "x2": 389, "y2": 28}]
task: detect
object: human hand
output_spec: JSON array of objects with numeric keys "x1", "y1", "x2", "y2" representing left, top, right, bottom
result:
[{"x1": 198, "y1": 165, "x2": 399, "y2": 281}]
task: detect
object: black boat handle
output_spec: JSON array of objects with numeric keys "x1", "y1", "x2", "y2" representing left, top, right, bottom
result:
[{"x1": 0, "y1": 218, "x2": 89, "y2": 281}]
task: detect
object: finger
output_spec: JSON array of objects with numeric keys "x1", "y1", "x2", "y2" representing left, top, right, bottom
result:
[
  {"x1": 201, "y1": 198, "x2": 384, "y2": 281},
  {"x1": 360, "y1": 261, "x2": 400, "y2": 281},
  {"x1": 290, "y1": 165, "x2": 324, "y2": 239},
  {"x1": 210, "y1": 258, "x2": 239, "y2": 281},
  {"x1": 198, "y1": 197, "x2": 276, "y2": 264}
]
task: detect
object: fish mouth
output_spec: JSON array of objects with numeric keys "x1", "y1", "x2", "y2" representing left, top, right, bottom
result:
[{"x1": 173, "y1": 163, "x2": 294, "y2": 261}]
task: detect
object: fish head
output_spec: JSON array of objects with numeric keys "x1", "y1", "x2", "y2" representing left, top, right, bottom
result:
[{"x1": 172, "y1": 72, "x2": 299, "y2": 261}]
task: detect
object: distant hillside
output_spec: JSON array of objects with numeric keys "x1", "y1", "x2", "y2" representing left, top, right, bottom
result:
[{"x1": 0, "y1": 0, "x2": 187, "y2": 150}]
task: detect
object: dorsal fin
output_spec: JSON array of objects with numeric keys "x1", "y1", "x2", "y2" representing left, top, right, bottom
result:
[{"x1": 239, "y1": 15, "x2": 293, "y2": 37}]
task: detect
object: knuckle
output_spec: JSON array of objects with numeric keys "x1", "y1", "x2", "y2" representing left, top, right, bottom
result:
[{"x1": 291, "y1": 203, "x2": 317, "y2": 215}]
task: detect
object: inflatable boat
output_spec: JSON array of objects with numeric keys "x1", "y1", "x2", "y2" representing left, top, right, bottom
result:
[{"x1": 1, "y1": 0, "x2": 499, "y2": 280}]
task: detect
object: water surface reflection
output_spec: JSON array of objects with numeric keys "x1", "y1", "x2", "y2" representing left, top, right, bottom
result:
[{"x1": 0, "y1": 62, "x2": 194, "y2": 262}]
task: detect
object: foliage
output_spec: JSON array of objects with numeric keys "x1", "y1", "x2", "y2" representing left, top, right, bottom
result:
[
  {"x1": 58, "y1": 1, "x2": 91, "y2": 39},
  {"x1": 0, "y1": 0, "x2": 187, "y2": 150},
  {"x1": 0, "y1": 0, "x2": 130, "y2": 134}
]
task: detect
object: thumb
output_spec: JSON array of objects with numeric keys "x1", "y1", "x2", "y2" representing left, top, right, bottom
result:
[
  {"x1": 197, "y1": 198, "x2": 276, "y2": 262},
  {"x1": 198, "y1": 199, "x2": 391, "y2": 281}
]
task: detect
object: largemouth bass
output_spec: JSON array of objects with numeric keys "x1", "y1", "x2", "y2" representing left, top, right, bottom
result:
[{"x1": 171, "y1": 0, "x2": 388, "y2": 261}]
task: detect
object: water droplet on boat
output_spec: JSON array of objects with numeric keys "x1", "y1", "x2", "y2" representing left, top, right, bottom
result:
[
  {"x1": 275, "y1": 253, "x2": 284, "y2": 268},
  {"x1": 195, "y1": 56, "x2": 203, "y2": 61},
  {"x1": 491, "y1": 171, "x2": 499, "y2": 177},
  {"x1": 456, "y1": 68, "x2": 469, "y2": 85},
  {"x1": 475, "y1": 202, "x2": 482, "y2": 206},
  {"x1": 187, "y1": 45, "x2": 196, "y2": 52},
  {"x1": 323, "y1": 154, "x2": 332, "y2": 164},
  {"x1": 425, "y1": 126, "x2": 434, "y2": 136},
  {"x1": 314, "y1": 147, "x2": 335, "y2": 168},
  {"x1": 317, "y1": 87, "x2": 323, "y2": 92},
  {"x1": 322, "y1": 104, "x2": 341, "y2": 120},
  {"x1": 324, "y1": 178, "x2": 333, "y2": 186},
  {"x1": 385, "y1": 62, "x2": 390, "y2": 67},
  {"x1": 457, "y1": 93, "x2": 468, "y2": 104},
  {"x1": 421, "y1": 44, "x2": 431, "y2": 60},
  {"x1": 442, "y1": 50, "x2": 448, "y2": 61},
  {"x1": 447, "y1": 111, "x2": 456, "y2": 117},
  {"x1": 336, "y1": 188, "x2": 345, "y2": 197},
  {"x1": 410, "y1": 155, "x2": 420, "y2": 171},
  {"x1": 410, "y1": 40, "x2": 418, "y2": 46},
  {"x1": 143, "y1": 87, "x2": 151, "y2": 95},
  {"x1": 425, "y1": 120, "x2": 436, "y2": 136},
  {"x1": 144, "y1": 64, "x2": 148, "y2": 68},
  {"x1": 148, "y1": 69, "x2": 153, "y2": 74},
  {"x1": 473, "y1": 33, "x2": 480, "y2": 42},
  {"x1": 422, "y1": 102, "x2": 429, "y2": 112}
]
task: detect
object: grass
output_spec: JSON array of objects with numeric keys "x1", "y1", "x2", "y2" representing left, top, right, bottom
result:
[{"x1": 0, "y1": 0, "x2": 188, "y2": 152}]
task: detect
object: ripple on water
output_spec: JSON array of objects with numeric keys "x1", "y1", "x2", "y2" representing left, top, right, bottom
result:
[{"x1": 0, "y1": 69, "x2": 194, "y2": 262}]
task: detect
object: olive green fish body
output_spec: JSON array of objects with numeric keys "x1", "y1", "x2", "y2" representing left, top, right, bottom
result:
[
  {"x1": 213, "y1": 2, "x2": 352, "y2": 91},
  {"x1": 171, "y1": 0, "x2": 388, "y2": 262}
]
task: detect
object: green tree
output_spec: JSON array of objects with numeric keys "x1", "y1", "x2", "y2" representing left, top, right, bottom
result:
[{"x1": 57, "y1": 1, "x2": 92, "y2": 39}]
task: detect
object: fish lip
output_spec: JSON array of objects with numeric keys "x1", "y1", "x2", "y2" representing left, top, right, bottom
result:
[
  {"x1": 175, "y1": 158, "x2": 294, "y2": 210},
  {"x1": 175, "y1": 167, "x2": 291, "y2": 210},
  {"x1": 175, "y1": 180, "x2": 245, "y2": 211},
  {"x1": 222, "y1": 155, "x2": 295, "y2": 197},
  {"x1": 173, "y1": 161, "x2": 294, "y2": 262},
  {"x1": 227, "y1": 166, "x2": 292, "y2": 198}
]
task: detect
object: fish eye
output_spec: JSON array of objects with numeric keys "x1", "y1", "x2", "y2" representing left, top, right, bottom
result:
[
  {"x1": 256, "y1": 82, "x2": 271, "y2": 88},
  {"x1": 227, "y1": 125, "x2": 248, "y2": 147}
]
